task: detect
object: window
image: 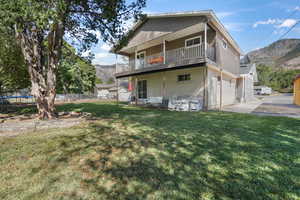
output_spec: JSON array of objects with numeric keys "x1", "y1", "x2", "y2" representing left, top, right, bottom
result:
[
  {"x1": 136, "y1": 51, "x2": 146, "y2": 69},
  {"x1": 185, "y1": 36, "x2": 202, "y2": 48},
  {"x1": 222, "y1": 39, "x2": 228, "y2": 49},
  {"x1": 177, "y1": 74, "x2": 191, "y2": 82},
  {"x1": 138, "y1": 80, "x2": 147, "y2": 99}
]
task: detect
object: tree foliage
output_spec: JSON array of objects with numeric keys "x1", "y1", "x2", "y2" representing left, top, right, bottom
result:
[
  {"x1": 257, "y1": 65, "x2": 300, "y2": 92},
  {"x1": 57, "y1": 43, "x2": 96, "y2": 94},
  {"x1": 0, "y1": 26, "x2": 30, "y2": 95},
  {"x1": 0, "y1": 0, "x2": 146, "y2": 119}
]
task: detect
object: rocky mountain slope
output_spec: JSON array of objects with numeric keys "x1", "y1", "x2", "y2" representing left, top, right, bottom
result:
[
  {"x1": 95, "y1": 64, "x2": 116, "y2": 83},
  {"x1": 243, "y1": 39, "x2": 300, "y2": 69},
  {"x1": 95, "y1": 64, "x2": 129, "y2": 84}
]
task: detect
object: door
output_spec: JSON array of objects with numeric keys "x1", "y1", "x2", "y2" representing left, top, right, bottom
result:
[
  {"x1": 138, "y1": 80, "x2": 147, "y2": 99},
  {"x1": 136, "y1": 51, "x2": 146, "y2": 69},
  {"x1": 211, "y1": 76, "x2": 220, "y2": 107}
]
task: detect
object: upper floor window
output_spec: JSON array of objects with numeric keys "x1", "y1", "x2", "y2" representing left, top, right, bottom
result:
[
  {"x1": 178, "y1": 74, "x2": 191, "y2": 82},
  {"x1": 185, "y1": 36, "x2": 202, "y2": 48},
  {"x1": 222, "y1": 39, "x2": 228, "y2": 49}
]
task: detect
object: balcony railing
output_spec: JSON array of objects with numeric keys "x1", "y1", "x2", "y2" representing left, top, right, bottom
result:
[{"x1": 117, "y1": 43, "x2": 216, "y2": 74}]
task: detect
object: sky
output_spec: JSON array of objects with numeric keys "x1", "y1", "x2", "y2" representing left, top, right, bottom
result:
[{"x1": 89, "y1": 0, "x2": 300, "y2": 65}]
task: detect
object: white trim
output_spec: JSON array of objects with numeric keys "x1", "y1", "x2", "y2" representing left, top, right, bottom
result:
[
  {"x1": 204, "y1": 23, "x2": 207, "y2": 57},
  {"x1": 185, "y1": 36, "x2": 202, "y2": 48}
]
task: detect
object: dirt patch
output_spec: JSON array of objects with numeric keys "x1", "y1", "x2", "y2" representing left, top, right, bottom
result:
[{"x1": 0, "y1": 112, "x2": 92, "y2": 137}]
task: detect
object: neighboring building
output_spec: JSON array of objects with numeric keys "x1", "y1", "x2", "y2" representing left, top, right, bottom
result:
[
  {"x1": 254, "y1": 86, "x2": 272, "y2": 95},
  {"x1": 294, "y1": 74, "x2": 300, "y2": 106},
  {"x1": 238, "y1": 63, "x2": 258, "y2": 102},
  {"x1": 113, "y1": 10, "x2": 248, "y2": 110},
  {"x1": 95, "y1": 82, "x2": 131, "y2": 101},
  {"x1": 95, "y1": 84, "x2": 117, "y2": 99}
]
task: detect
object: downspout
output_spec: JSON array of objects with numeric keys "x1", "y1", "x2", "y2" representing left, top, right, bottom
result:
[
  {"x1": 203, "y1": 22, "x2": 208, "y2": 111},
  {"x1": 135, "y1": 77, "x2": 138, "y2": 106},
  {"x1": 243, "y1": 76, "x2": 246, "y2": 103},
  {"x1": 163, "y1": 39, "x2": 166, "y2": 64},
  {"x1": 219, "y1": 68, "x2": 223, "y2": 110},
  {"x1": 203, "y1": 67, "x2": 208, "y2": 111}
]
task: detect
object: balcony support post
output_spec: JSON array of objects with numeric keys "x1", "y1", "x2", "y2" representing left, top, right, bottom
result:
[
  {"x1": 163, "y1": 40, "x2": 166, "y2": 64},
  {"x1": 204, "y1": 23, "x2": 207, "y2": 58},
  {"x1": 135, "y1": 48, "x2": 138, "y2": 70}
]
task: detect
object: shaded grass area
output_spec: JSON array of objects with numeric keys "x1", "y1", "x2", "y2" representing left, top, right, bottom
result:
[{"x1": 1, "y1": 102, "x2": 300, "y2": 200}]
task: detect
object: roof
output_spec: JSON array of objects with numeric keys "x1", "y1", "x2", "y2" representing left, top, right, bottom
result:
[
  {"x1": 114, "y1": 10, "x2": 243, "y2": 55},
  {"x1": 240, "y1": 64, "x2": 255, "y2": 74},
  {"x1": 240, "y1": 63, "x2": 258, "y2": 82}
]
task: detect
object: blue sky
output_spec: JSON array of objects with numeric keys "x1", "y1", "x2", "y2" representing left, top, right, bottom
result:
[{"x1": 90, "y1": 0, "x2": 300, "y2": 65}]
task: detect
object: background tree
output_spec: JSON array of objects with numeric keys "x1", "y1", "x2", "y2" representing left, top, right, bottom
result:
[
  {"x1": 0, "y1": 26, "x2": 30, "y2": 95},
  {"x1": 0, "y1": 0, "x2": 146, "y2": 119},
  {"x1": 257, "y1": 65, "x2": 300, "y2": 93},
  {"x1": 57, "y1": 43, "x2": 96, "y2": 94}
]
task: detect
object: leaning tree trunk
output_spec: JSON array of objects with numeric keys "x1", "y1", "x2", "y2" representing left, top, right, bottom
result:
[{"x1": 15, "y1": 22, "x2": 64, "y2": 119}]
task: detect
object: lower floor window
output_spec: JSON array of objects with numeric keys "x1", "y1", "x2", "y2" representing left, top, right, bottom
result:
[
  {"x1": 138, "y1": 80, "x2": 147, "y2": 99},
  {"x1": 178, "y1": 74, "x2": 191, "y2": 82}
]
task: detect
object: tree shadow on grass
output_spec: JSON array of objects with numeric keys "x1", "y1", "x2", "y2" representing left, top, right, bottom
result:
[{"x1": 52, "y1": 102, "x2": 300, "y2": 199}]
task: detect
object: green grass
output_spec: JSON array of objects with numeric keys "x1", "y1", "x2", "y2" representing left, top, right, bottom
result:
[{"x1": 1, "y1": 102, "x2": 300, "y2": 200}]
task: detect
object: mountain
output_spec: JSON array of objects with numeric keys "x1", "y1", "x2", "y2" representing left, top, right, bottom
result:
[
  {"x1": 95, "y1": 64, "x2": 129, "y2": 84},
  {"x1": 95, "y1": 64, "x2": 116, "y2": 83},
  {"x1": 243, "y1": 39, "x2": 300, "y2": 69}
]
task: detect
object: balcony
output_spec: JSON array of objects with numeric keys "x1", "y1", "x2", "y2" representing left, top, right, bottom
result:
[{"x1": 116, "y1": 43, "x2": 216, "y2": 77}]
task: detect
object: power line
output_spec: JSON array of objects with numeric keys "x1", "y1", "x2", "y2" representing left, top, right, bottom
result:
[
  {"x1": 258, "y1": 7, "x2": 300, "y2": 46},
  {"x1": 278, "y1": 19, "x2": 300, "y2": 40}
]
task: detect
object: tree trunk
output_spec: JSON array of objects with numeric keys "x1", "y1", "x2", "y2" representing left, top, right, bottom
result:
[{"x1": 15, "y1": 22, "x2": 64, "y2": 119}]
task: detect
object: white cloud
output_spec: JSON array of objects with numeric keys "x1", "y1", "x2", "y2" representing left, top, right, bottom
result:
[
  {"x1": 253, "y1": 18, "x2": 298, "y2": 29},
  {"x1": 277, "y1": 19, "x2": 297, "y2": 28},
  {"x1": 92, "y1": 52, "x2": 116, "y2": 65},
  {"x1": 224, "y1": 23, "x2": 244, "y2": 32},
  {"x1": 293, "y1": 6, "x2": 300, "y2": 11},
  {"x1": 216, "y1": 12, "x2": 235, "y2": 19},
  {"x1": 95, "y1": 53, "x2": 110, "y2": 59},
  {"x1": 101, "y1": 43, "x2": 111, "y2": 51},
  {"x1": 253, "y1": 19, "x2": 280, "y2": 28}
]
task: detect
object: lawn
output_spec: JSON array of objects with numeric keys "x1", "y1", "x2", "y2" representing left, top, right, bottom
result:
[{"x1": 0, "y1": 102, "x2": 300, "y2": 200}]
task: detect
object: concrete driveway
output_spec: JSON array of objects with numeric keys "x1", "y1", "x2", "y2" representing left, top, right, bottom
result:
[{"x1": 252, "y1": 94, "x2": 300, "y2": 118}]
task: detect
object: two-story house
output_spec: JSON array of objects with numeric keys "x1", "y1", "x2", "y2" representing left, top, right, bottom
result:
[{"x1": 114, "y1": 10, "x2": 245, "y2": 110}]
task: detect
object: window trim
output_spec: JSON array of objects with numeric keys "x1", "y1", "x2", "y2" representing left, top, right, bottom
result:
[{"x1": 185, "y1": 36, "x2": 202, "y2": 48}]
